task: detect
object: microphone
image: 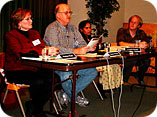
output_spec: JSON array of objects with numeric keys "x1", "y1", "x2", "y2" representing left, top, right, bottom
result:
[{"x1": 148, "y1": 36, "x2": 152, "y2": 49}]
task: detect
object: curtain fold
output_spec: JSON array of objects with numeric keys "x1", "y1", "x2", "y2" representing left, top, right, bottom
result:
[{"x1": 0, "y1": 0, "x2": 67, "y2": 52}]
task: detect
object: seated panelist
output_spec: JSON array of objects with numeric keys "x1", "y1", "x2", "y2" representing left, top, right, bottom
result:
[
  {"x1": 78, "y1": 20, "x2": 123, "y2": 98},
  {"x1": 44, "y1": 3, "x2": 98, "y2": 107},
  {"x1": 116, "y1": 15, "x2": 150, "y2": 85},
  {"x1": 4, "y1": 8, "x2": 59, "y2": 117},
  {"x1": 79, "y1": 20, "x2": 92, "y2": 43}
]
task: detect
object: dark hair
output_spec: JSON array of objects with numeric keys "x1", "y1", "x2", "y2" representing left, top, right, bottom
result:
[
  {"x1": 78, "y1": 20, "x2": 91, "y2": 32},
  {"x1": 11, "y1": 8, "x2": 32, "y2": 29},
  {"x1": 128, "y1": 15, "x2": 143, "y2": 28},
  {"x1": 78, "y1": 20, "x2": 92, "y2": 43}
]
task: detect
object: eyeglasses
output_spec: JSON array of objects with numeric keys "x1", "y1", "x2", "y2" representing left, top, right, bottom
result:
[
  {"x1": 23, "y1": 17, "x2": 33, "y2": 21},
  {"x1": 58, "y1": 11, "x2": 73, "y2": 15}
]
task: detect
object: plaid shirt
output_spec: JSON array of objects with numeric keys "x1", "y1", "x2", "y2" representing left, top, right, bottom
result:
[{"x1": 44, "y1": 21, "x2": 87, "y2": 54}]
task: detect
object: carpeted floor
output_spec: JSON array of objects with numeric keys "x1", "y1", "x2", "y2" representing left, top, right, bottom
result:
[{"x1": 2, "y1": 76, "x2": 157, "y2": 117}]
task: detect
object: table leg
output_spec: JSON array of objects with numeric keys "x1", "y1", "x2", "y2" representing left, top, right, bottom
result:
[
  {"x1": 50, "y1": 70, "x2": 55, "y2": 112},
  {"x1": 155, "y1": 55, "x2": 157, "y2": 87},
  {"x1": 71, "y1": 70, "x2": 77, "y2": 117}
]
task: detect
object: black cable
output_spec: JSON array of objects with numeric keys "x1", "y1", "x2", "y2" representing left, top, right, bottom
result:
[{"x1": 132, "y1": 86, "x2": 146, "y2": 117}]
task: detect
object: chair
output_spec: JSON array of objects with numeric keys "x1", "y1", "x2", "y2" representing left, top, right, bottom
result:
[
  {"x1": 0, "y1": 52, "x2": 62, "y2": 116},
  {"x1": 0, "y1": 52, "x2": 29, "y2": 117},
  {"x1": 130, "y1": 64, "x2": 157, "y2": 91},
  {"x1": 81, "y1": 80, "x2": 104, "y2": 101}
]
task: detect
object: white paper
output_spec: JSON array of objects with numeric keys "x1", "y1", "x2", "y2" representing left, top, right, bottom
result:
[
  {"x1": 21, "y1": 57, "x2": 42, "y2": 61},
  {"x1": 87, "y1": 38, "x2": 99, "y2": 51}
]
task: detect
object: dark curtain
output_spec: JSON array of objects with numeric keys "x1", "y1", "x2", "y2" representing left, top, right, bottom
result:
[{"x1": 0, "y1": 0, "x2": 67, "y2": 52}]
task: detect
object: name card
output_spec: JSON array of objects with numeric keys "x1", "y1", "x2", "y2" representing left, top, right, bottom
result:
[
  {"x1": 103, "y1": 51, "x2": 121, "y2": 57},
  {"x1": 56, "y1": 53, "x2": 77, "y2": 59},
  {"x1": 124, "y1": 47, "x2": 141, "y2": 52}
]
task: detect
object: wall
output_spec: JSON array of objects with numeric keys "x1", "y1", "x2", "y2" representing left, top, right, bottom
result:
[
  {"x1": 104, "y1": 0, "x2": 125, "y2": 43},
  {"x1": 68, "y1": 0, "x2": 125, "y2": 43},
  {"x1": 68, "y1": 0, "x2": 157, "y2": 43},
  {"x1": 124, "y1": 0, "x2": 157, "y2": 48},
  {"x1": 124, "y1": 0, "x2": 157, "y2": 23},
  {"x1": 68, "y1": 0, "x2": 88, "y2": 28}
]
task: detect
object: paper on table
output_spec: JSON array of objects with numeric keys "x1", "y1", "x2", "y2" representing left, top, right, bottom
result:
[
  {"x1": 48, "y1": 59, "x2": 83, "y2": 64},
  {"x1": 21, "y1": 57, "x2": 42, "y2": 61},
  {"x1": 77, "y1": 54, "x2": 103, "y2": 57},
  {"x1": 22, "y1": 57, "x2": 83, "y2": 63}
]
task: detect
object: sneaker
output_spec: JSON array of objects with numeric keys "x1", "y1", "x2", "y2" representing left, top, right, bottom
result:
[
  {"x1": 57, "y1": 90, "x2": 69, "y2": 108},
  {"x1": 75, "y1": 96, "x2": 89, "y2": 107}
]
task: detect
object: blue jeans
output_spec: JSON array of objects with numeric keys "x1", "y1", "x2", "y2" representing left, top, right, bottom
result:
[{"x1": 55, "y1": 68, "x2": 98, "y2": 100}]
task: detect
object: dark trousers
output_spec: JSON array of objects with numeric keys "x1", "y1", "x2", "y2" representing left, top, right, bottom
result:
[
  {"x1": 123, "y1": 59, "x2": 150, "y2": 82},
  {"x1": 5, "y1": 69, "x2": 54, "y2": 113}
]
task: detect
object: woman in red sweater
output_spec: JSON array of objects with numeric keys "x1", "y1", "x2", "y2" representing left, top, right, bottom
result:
[{"x1": 4, "y1": 8, "x2": 59, "y2": 117}]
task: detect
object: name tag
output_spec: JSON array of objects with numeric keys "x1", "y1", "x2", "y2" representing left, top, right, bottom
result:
[
  {"x1": 32, "y1": 39, "x2": 41, "y2": 46},
  {"x1": 56, "y1": 53, "x2": 77, "y2": 59},
  {"x1": 124, "y1": 47, "x2": 141, "y2": 52},
  {"x1": 104, "y1": 51, "x2": 121, "y2": 57}
]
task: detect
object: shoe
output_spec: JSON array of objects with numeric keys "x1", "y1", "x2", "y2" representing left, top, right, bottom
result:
[
  {"x1": 75, "y1": 96, "x2": 89, "y2": 107},
  {"x1": 134, "y1": 75, "x2": 145, "y2": 85},
  {"x1": 57, "y1": 90, "x2": 69, "y2": 108},
  {"x1": 138, "y1": 80, "x2": 145, "y2": 85}
]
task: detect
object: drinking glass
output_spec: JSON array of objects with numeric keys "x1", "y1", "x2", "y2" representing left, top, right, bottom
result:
[
  {"x1": 135, "y1": 40, "x2": 141, "y2": 47},
  {"x1": 42, "y1": 47, "x2": 49, "y2": 59}
]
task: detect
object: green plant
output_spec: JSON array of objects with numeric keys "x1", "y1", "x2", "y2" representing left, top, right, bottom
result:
[{"x1": 85, "y1": 0, "x2": 120, "y2": 37}]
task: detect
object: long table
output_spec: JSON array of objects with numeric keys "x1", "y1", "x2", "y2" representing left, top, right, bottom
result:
[{"x1": 21, "y1": 48, "x2": 157, "y2": 117}]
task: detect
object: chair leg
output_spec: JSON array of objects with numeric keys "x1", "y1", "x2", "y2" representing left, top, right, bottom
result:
[
  {"x1": 15, "y1": 91, "x2": 26, "y2": 117},
  {"x1": 53, "y1": 102, "x2": 59, "y2": 115},
  {"x1": 92, "y1": 81, "x2": 104, "y2": 100},
  {"x1": 2, "y1": 89, "x2": 8, "y2": 103},
  {"x1": 54, "y1": 91, "x2": 62, "y2": 111},
  {"x1": 80, "y1": 91, "x2": 85, "y2": 98}
]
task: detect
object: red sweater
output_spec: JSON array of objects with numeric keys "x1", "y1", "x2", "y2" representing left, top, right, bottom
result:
[{"x1": 5, "y1": 29, "x2": 45, "y2": 71}]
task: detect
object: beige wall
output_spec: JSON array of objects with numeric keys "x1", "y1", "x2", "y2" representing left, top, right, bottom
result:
[
  {"x1": 104, "y1": 0, "x2": 125, "y2": 43},
  {"x1": 68, "y1": 0, "x2": 88, "y2": 28},
  {"x1": 124, "y1": 0, "x2": 157, "y2": 23},
  {"x1": 68, "y1": 0, "x2": 157, "y2": 43}
]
